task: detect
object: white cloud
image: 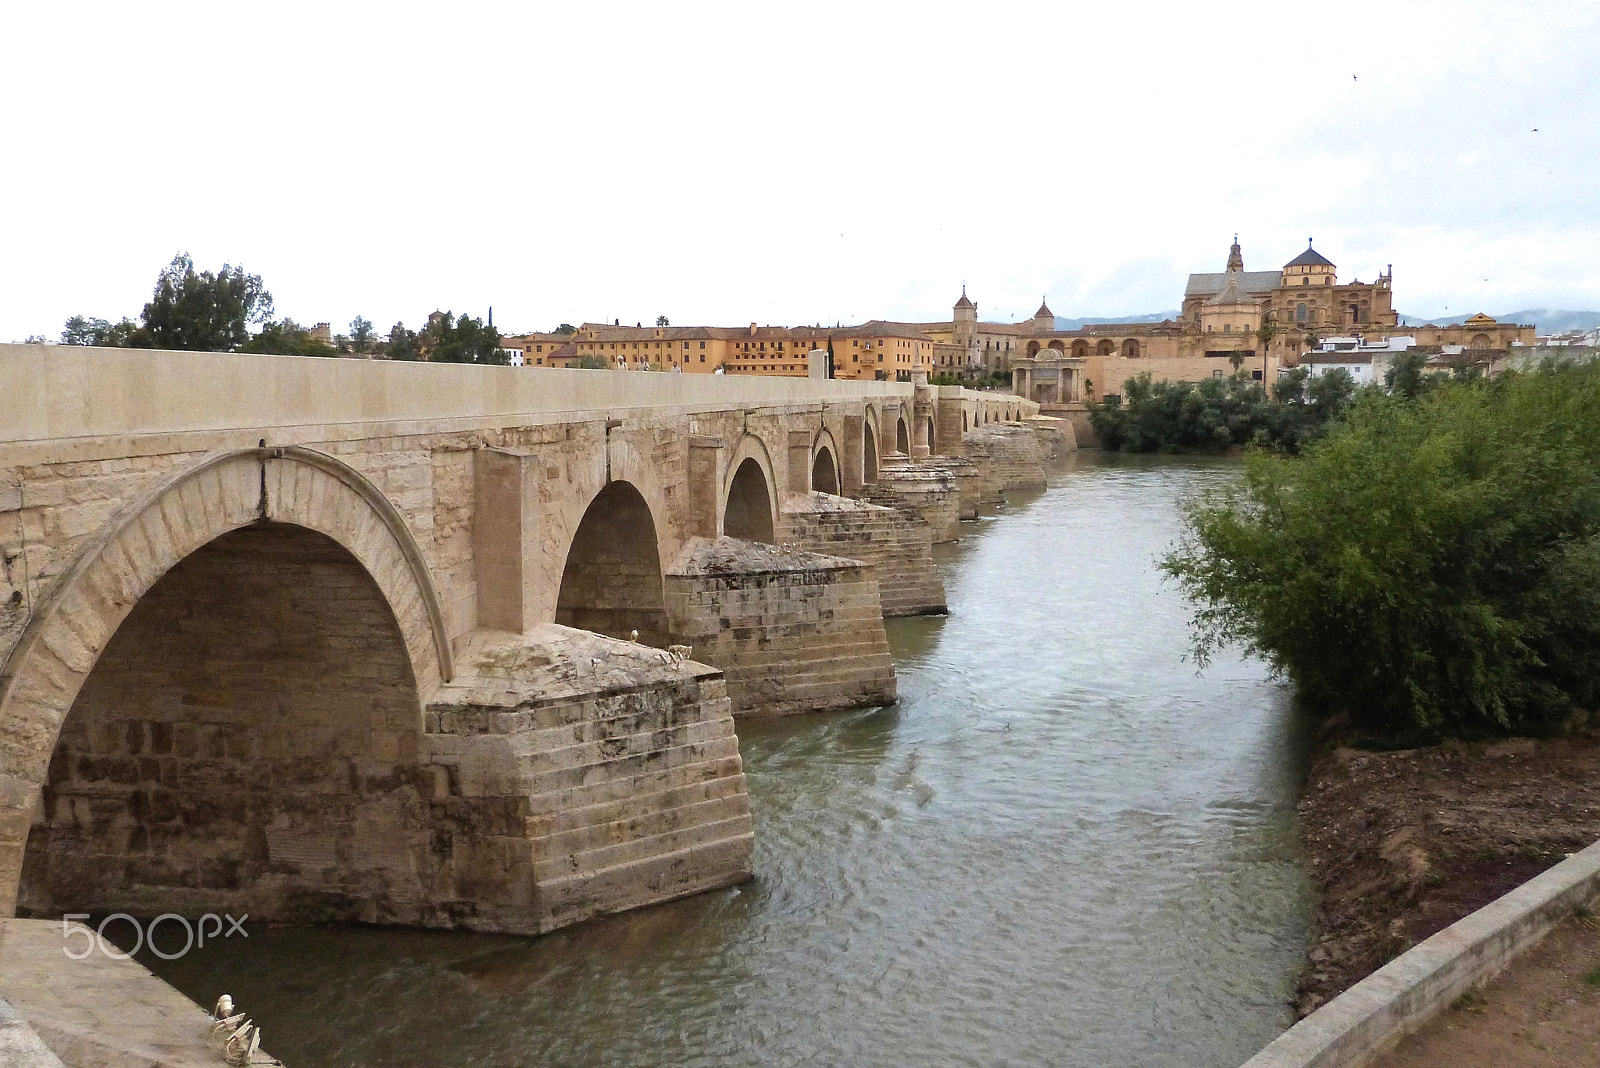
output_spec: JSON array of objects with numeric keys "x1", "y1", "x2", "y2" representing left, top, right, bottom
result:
[{"x1": 3, "y1": 0, "x2": 1596, "y2": 341}]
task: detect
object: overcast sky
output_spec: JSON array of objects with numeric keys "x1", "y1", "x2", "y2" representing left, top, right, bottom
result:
[{"x1": 4, "y1": 1, "x2": 1597, "y2": 342}]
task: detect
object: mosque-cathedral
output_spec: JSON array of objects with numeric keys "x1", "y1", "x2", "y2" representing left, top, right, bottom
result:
[{"x1": 500, "y1": 238, "x2": 1533, "y2": 406}]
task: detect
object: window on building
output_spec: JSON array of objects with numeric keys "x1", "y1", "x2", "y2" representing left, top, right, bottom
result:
[{"x1": 1296, "y1": 303, "x2": 1307, "y2": 322}]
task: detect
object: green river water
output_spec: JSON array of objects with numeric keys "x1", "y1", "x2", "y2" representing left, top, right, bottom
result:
[{"x1": 138, "y1": 452, "x2": 1312, "y2": 1068}]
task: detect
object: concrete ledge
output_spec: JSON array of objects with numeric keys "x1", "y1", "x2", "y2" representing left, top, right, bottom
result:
[
  {"x1": 0, "y1": 919, "x2": 280, "y2": 1067},
  {"x1": 0, "y1": 995, "x2": 64, "y2": 1068},
  {"x1": 1240, "y1": 835, "x2": 1600, "y2": 1068}
]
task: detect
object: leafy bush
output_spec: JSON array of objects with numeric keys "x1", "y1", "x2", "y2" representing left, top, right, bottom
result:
[
  {"x1": 1089, "y1": 368, "x2": 1355, "y2": 454},
  {"x1": 1162, "y1": 362, "x2": 1600, "y2": 741}
]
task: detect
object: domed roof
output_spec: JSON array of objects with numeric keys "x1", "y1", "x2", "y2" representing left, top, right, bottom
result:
[
  {"x1": 1284, "y1": 239, "x2": 1335, "y2": 269},
  {"x1": 953, "y1": 287, "x2": 975, "y2": 310},
  {"x1": 1204, "y1": 269, "x2": 1260, "y2": 308}
]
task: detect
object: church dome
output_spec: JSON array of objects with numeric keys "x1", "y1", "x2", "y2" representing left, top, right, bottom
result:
[{"x1": 1284, "y1": 239, "x2": 1335, "y2": 269}]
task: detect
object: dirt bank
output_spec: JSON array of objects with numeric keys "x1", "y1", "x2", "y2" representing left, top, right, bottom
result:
[{"x1": 1294, "y1": 731, "x2": 1600, "y2": 1016}]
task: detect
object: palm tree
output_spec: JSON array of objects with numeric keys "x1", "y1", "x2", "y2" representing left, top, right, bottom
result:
[{"x1": 1256, "y1": 319, "x2": 1276, "y2": 358}]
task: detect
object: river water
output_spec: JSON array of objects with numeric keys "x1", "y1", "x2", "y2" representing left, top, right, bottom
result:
[{"x1": 141, "y1": 453, "x2": 1312, "y2": 1068}]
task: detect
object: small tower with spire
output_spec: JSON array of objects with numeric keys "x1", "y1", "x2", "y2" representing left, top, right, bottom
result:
[
  {"x1": 1226, "y1": 235, "x2": 1244, "y2": 272},
  {"x1": 1031, "y1": 296, "x2": 1056, "y2": 334},
  {"x1": 953, "y1": 285, "x2": 978, "y2": 351}
]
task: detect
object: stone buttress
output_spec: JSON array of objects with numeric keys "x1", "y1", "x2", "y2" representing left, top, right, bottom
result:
[{"x1": 664, "y1": 538, "x2": 897, "y2": 716}]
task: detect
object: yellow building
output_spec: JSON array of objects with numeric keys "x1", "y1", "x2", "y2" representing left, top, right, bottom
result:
[{"x1": 502, "y1": 321, "x2": 934, "y2": 380}]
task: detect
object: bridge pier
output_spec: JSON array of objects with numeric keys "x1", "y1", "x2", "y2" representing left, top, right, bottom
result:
[
  {"x1": 663, "y1": 537, "x2": 897, "y2": 716},
  {"x1": 780, "y1": 492, "x2": 946, "y2": 617}
]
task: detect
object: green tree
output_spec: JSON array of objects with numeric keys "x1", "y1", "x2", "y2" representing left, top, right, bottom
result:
[
  {"x1": 1256, "y1": 318, "x2": 1277, "y2": 357},
  {"x1": 418, "y1": 310, "x2": 505, "y2": 364},
  {"x1": 238, "y1": 319, "x2": 339, "y2": 357},
  {"x1": 60, "y1": 315, "x2": 146, "y2": 347},
  {"x1": 383, "y1": 322, "x2": 421, "y2": 361},
  {"x1": 1385, "y1": 351, "x2": 1431, "y2": 399},
  {"x1": 571, "y1": 354, "x2": 610, "y2": 369},
  {"x1": 1163, "y1": 362, "x2": 1600, "y2": 741},
  {"x1": 656, "y1": 315, "x2": 670, "y2": 327},
  {"x1": 555, "y1": 323, "x2": 577, "y2": 335},
  {"x1": 61, "y1": 316, "x2": 111, "y2": 345},
  {"x1": 139, "y1": 253, "x2": 273, "y2": 351},
  {"x1": 349, "y1": 316, "x2": 375, "y2": 355}
]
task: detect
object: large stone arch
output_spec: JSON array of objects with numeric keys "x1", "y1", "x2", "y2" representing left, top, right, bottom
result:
[
  {"x1": 811, "y1": 428, "x2": 841, "y2": 495},
  {"x1": 555, "y1": 480, "x2": 668, "y2": 645},
  {"x1": 0, "y1": 446, "x2": 453, "y2": 918},
  {"x1": 722, "y1": 434, "x2": 778, "y2": 543},
  {"x1": 895, "y1": 414, "x2": 910, "y2": 455},
  {"x1": 1071, "y1": 339, "x2": 1089, "y2": 359}
]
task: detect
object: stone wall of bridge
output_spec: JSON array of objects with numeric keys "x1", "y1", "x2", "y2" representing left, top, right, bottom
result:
[{"x1": 0, "y1": 344, "x2": 1039, "y2": 934}]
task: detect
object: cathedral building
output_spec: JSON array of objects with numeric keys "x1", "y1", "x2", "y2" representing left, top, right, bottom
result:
[{"x1": 1006, "y1": 237, "x2": 1534, "y2": 408}]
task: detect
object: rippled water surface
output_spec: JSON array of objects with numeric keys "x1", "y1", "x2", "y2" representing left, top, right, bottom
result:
[{"x1": 143, "y1": 453, "x2": 1311, "y2": 1068}]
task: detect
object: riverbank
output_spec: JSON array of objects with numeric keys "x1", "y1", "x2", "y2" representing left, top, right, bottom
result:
[{"x1": 1293, "y1": 729, "x2": 1600, "y2": 1015}]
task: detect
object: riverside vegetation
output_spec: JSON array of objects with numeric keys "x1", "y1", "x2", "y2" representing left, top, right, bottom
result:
[
  {"x1": 1163, "y1": 358, "x2": 1600, "y2": 742},
  {"x1": 1159, "y1": 358, "x2": 1600, "y2": 1015},
  {"x1": 1088, "y1": 365, "x2": 1357, "y2": 454}
]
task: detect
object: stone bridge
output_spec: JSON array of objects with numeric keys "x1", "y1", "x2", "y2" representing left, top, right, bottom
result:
[{"x1": 0, "y1": 344, "x2": 1052, "y2": 936}]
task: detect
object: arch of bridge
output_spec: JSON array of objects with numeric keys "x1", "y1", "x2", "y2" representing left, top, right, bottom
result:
[
  {"x1": 0, "y1": 445, "x2": 452, "y2": 916},
  {"x1": 812, "y1": 427, "x2": 842, "y2": 494},
  {"x1": 722, "y1": 432, "x2": 780, "y2": 540}
]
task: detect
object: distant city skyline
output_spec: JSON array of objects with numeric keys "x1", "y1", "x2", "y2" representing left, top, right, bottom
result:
[{"x1": 3, "y1": 2, "x2": 1597, "y2": 343}]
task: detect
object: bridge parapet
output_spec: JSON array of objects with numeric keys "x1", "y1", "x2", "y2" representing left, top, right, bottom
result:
[{"x1": 0, "y1": 344, "x2": 1036, "y2": 934}]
